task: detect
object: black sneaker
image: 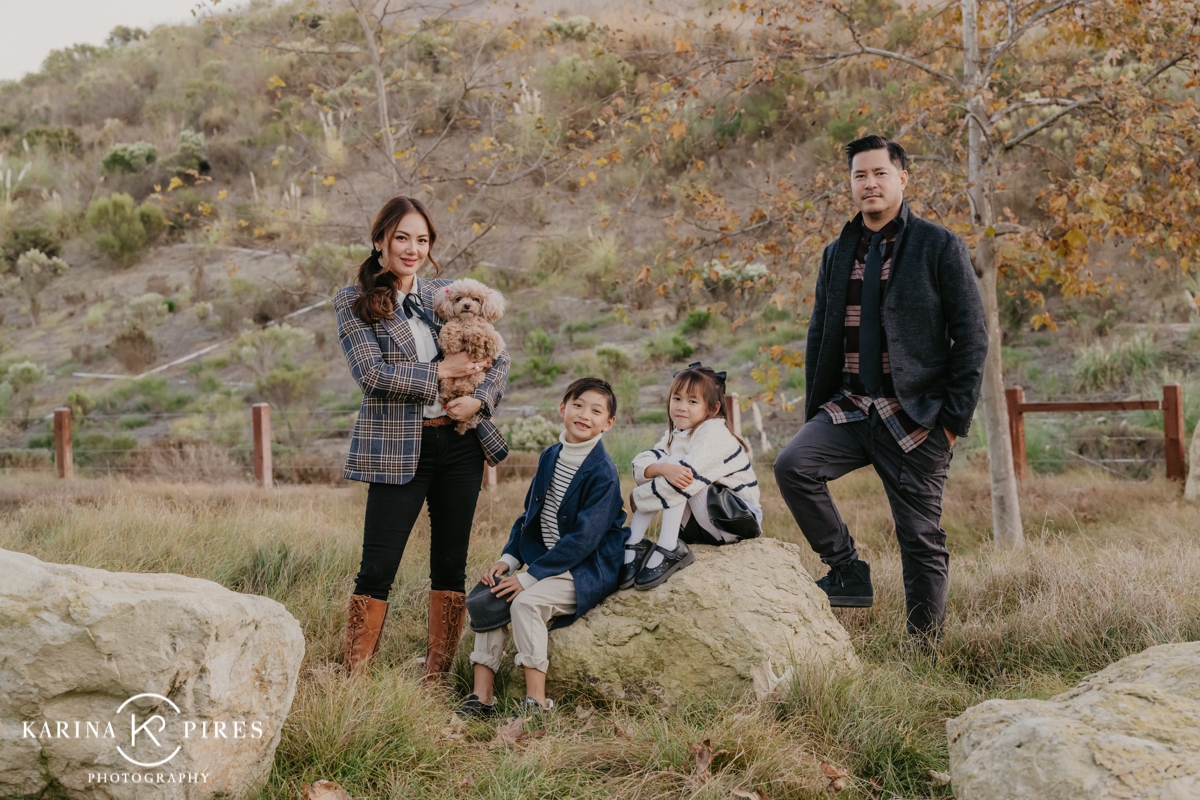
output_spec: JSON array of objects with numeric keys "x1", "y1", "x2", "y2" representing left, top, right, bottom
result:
[
  {"x1": 515, "y1": 696, "x2": 554, "y2": 716},
  {"x1": 815, "y1": 559, "x2": 874, "y2": 607},
  {"x1": 633, "y1": 541, "x2": 695, "y2": 590},
  {"x1": 618, "y1": 539, "x2": 654, "y2": 590},
  {"x1": 456, "y1": 693, "x2": 497, "y2": 719}
]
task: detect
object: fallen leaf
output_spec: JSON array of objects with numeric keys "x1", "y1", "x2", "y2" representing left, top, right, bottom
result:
[
  {"x1": 613, "y1": 720, "x2": 635, "y2": 738},
  {"x1": 574, "y1": 705, "x2": 594, "y2": 720},
  {"x1": 457, "y1": 775, "x2": 474, "y2": 790},
  {"x1": 439, "y1": 713, "x2": 467, "y2": 741},
  {"x1": 928, "y1": 769, "x2": 952, "y2": 786},
  {"x1": 492, "y1": 717, "x2": 545, "y2": 749},
  {"x1": 300, "y1": 780, "x2": 353, "y2": 800},
  {"x1": 731, "y1": 787, "x2": 762, "y2": 799},
  {"x1": 820, "y1": 762, "x2": 849, "y2": 793},
  {"x1": 868, "y1": 775, "x2": 884, "y2": 793},
  {"x1": 688, "y1": 738, "x2": 729, "y2": 779}
]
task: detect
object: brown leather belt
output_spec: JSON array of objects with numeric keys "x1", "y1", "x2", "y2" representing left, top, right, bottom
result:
[{"x1": 422, "y1": 416, "x2": 456, "y2": 427}]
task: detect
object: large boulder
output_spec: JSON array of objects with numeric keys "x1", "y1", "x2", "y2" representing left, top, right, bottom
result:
[
  {"x1": 546, "y1": 537, "x2": 859, "y2": 701},
  {"x1": 948, "y1": 642, "x2": 1200, "y2": 800},
  {"x1": 0, "y1": 548, "x2": 305, "y2": 799}
]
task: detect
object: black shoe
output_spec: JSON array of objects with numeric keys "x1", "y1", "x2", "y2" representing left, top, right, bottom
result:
[
  {"x1": 513, "y1": 696, "x2": 554, "y2": 717},
  {"x1": 815, "y1": 559, "x2": 874, "y2": 607},
  {"x1": 633, "y1": 542, "x2": 695, "y2": 590},
  {"x1": 456, "y1": 693, "x2": 497, "y2": 719},
  {"x1": 618, "y1": 539, "x2": 655, "y2": 590}
]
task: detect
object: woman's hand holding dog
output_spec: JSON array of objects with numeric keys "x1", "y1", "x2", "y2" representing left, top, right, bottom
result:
[
  {"x1": 437, "y1": 351, "x2": 490, "y2": 380},
  {"x1": 480, "y1": 560, "x2": 510, "y2": 587},
  {"x1": 645, "y1": 462, "x2": 694, "y2": 489},
  {"x1": 444, "y1": 396, "x2": 482, "y2": 422}
]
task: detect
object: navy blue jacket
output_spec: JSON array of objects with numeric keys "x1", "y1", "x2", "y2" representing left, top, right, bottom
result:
[{"x1": 501, "y1": 439, "x2": 628, "y2": 628}]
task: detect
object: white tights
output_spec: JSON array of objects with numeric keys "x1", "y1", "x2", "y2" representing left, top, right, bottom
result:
[{"x1": 627, "y1": 492, "x2": 722, "y2": 568}]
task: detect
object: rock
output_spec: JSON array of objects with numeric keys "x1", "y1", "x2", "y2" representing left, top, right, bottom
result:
[
  {"x1": 948, "y1": 642, "x2": 1200, "y2": 800},
  {"x1": 0, "y1": 548, "x2": 305, "y2": 799},
  {"x1": 1184, "y1": 421, "x2": 1200, "y2": 502},
  {"x1": 545, "y1": 538, "x2": 859, "y2": 701}
]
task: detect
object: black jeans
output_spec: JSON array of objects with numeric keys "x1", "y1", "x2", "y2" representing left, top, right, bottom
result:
[
  {"x1": 773, "y1": 410, "x2": 954, "y2": 635},
  {"x1": 354, "y1": 425, "x2": 485, "y2": 600}
]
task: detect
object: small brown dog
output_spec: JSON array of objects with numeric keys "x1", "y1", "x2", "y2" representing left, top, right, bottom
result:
[{"x1": 433, "y1": 278, "x2": 506, "y2": 433}]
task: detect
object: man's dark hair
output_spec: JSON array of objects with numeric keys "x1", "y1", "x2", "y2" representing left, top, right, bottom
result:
[
  {"x1": 846, "y1": 135, "x2": 908, "y2": 172},
  {"x1": 563, "y1": 377, "x2": 617, "y2": 419}
]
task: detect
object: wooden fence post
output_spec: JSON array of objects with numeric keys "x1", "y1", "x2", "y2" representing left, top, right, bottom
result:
[
  {"x1": 1163, "y1": 383, "x2": 1186, "y2": 482},
  {"x1": 723, "y1": 393, "x2": 742, "y2": 438},
  {"x1": 54, "y1": 408, "x2": 73, "y2": 480},
  {"x1": 482, "y1": 463, "x2": 498, "y2": 490},
  {"x1": 252, "y1": 403, "x2": 273, "y2": 488},
  {"x1": 1185, "y1": 420, "x2": 1200, "y2": 502},
  {"x1": 1005, "y1": 387, "x2": 1027, "y2": 481}
]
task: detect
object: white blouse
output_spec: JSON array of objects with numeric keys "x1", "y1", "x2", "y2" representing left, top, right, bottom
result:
[{"x1": 397, "y1": 277, "x2": 446, "y2": 419}]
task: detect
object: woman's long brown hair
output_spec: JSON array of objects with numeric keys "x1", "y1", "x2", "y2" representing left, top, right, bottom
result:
[
  {"x1": 352, "y1": 196, "x2": 441, "y2": 324},
  {"x1": 665, "y1": 365, "x2": 750, "y2": 453}
]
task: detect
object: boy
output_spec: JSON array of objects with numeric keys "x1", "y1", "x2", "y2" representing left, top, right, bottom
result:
[{"x1": 459, "y1": 377, "x2": 628, "y2": 716}]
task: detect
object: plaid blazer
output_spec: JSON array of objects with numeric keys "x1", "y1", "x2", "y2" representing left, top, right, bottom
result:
[{"x1": 335, "y1": 280, "x2": 510, "y2": 484}]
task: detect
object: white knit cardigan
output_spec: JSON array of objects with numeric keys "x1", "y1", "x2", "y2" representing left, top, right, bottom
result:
[{"x1": 631, "y1": 418, "x2": 761, "y2": 511}]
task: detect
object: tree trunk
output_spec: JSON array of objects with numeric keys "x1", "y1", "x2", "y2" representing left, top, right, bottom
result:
[
  {"x1": 962, "y1": 0, "x2": 1023, "y2": 547},
  {"x1": 353, "y1": 2, "x2": 400, "y2": 191}
]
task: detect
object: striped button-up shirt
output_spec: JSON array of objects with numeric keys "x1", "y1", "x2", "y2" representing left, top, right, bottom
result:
[{"x1": 820, "y1": 216, "x2": 931, "y2": 453}]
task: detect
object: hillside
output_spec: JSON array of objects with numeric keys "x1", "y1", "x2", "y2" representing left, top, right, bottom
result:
[{"x1": 0, "y1": 0, "x2": 1197, "y2": 479}]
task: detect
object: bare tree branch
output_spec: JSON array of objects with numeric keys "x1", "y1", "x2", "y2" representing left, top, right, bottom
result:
[
  {"x1": 813, "y1": 45, "x2": 957, "y2": 83},
  {"x1": 1140, "y1": 52, "x2": 1192, "y2": 85},
  {"x1": 1000, "y1": 96, "x2": 1096, "y2": 150},
  {"x1": 984, "y1": 0, "x2": 1094, "y2": 74},
  {"x1": 989, "y1": 95, "x2": 1088, "y2": 125}
]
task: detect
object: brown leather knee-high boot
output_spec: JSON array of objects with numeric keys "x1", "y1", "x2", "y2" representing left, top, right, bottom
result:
[
  {"x1": 423, "y1": 590, "x2": 466, "y2": 684},
  {"x1": 344, "y1": 594, "x2": 388, "y2": 675}
]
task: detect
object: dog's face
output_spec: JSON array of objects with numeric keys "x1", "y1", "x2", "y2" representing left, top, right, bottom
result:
[{"x1": 433, "y1": 279, "x2": 506, "y2": 322}]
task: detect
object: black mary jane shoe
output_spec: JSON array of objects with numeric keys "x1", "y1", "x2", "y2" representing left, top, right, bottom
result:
[
  {"x1": 618, "y1": 539, "x2": 655, "y2": 590},
  {"x1": 633, "y1": 541, "x2": 695, "y2": 590},
  {"x1": 456, "y1": 693, "x2": 498, "y2": 719}
]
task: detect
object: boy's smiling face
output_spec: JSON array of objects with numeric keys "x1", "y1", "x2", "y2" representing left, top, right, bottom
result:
[{"x1": 560, "y1": 389, "x2": 615, "y2": 444}]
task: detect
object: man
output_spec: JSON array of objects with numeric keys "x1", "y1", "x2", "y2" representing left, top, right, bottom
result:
[{"x1": 773, "y1": 135, "x2": 988, "y2": 642}]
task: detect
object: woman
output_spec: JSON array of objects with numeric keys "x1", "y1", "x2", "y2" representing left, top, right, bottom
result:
[{"x1": 335, "y1": 196, "x2": 510, "y2": 682}]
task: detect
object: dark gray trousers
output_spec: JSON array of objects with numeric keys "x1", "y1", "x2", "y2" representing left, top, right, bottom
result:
[{"x1": 773, "y1": 410, "x2": 953, "y2": 635}]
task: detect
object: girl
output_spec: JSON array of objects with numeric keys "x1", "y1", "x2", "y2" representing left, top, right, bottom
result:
[
  {"x1": 335, "y1": 196, "x2": 510, "y2": 682},
  {"x1": 623, "y1": 363, "x2": 762, "y2": 590}
]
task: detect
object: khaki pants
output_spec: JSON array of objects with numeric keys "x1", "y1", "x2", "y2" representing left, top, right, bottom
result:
[{"x1": 469, "y1": 572, "x2": 576, "y2": 674}]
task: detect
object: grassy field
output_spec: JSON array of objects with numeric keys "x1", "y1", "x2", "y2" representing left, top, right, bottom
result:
[{"x1": 3, "y1": 461, "x2": 1199, "y2": 799}]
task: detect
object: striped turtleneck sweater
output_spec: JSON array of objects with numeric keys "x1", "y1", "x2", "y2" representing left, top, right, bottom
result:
[
  {"x1": 500, "y1": 431, "x2": 602, "y2": 589},
  {"x1": 540, "y1": 431, "x2": 601, "y2": 548}
]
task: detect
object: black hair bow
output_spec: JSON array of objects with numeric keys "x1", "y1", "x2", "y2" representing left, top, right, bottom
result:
[{"x1": 674, "y1": 361, "x2": 727, "y2": 390}]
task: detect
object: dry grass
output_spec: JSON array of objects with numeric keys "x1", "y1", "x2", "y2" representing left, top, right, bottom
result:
[{"x1": 2, "y1": 461, "x2": 1198, "y2": 799}]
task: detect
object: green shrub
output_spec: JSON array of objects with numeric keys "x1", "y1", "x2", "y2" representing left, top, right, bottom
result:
[
  {"x1": 539, "y1": 53, "x2": 635, "y2": 104},
  {"x1": 544, "y1": 15, "x2": 595, "y2": 41},
  {"x1": 16, "y1": 126, "x2": 82, "y2": 155},
  {"x1": 4, "y1": 249, "x2": 69, "y2": 325},
  {"x1": 0, "y1": 360, "x2": 46, "y2": 424},
  {"x1": 125, "y1": 293, "x2": 169, "y2": 327},
  {"x1": 137, "y1": 202, "x2": 167, "y2": 243},
  {"x1": 1072, "y1": 334, "x2": 1162, "y2": 392},
  {"x1": 500, "y1": 414, "x2": 561, "y2": 450},
  {"x1": 2, "y1": 224, "x2": 60, "y2": 267},
  {"x1": 524, "y1": 329, "x2": 556, "y2": 358},
  {"x1": 646, "y1": 333, "x2": 695, "y2": 363},
  {"x1": 101, "y1": 141, "x2": 158, "y2": 173},
  {"x1": 681, "y1": 309, "x2": 713, "y2": 334},
  {"x1": 86, "y1": 193, "x2": 164, "y2": 266},
  {"x1": 595, "y1": 345, "x2": 632, "y2": 383}
]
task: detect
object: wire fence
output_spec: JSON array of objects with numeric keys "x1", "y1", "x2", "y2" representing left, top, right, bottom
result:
[{"x1": 2, "y1": 393, "x2": 1188, "y2": 484}]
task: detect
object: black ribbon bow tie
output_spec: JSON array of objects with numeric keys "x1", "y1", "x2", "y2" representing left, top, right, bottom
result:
[
  {"x1": 400, "y1": 293, "x2": 444, "y2": 361},
  {"x1": 674, "y1": 361, "x2": 728, "y2": 391}
]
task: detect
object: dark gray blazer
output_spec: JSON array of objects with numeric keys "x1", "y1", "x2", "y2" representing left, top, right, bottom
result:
[{"x1": 804, "y1": 202, "x2": 988, "y2": 438}]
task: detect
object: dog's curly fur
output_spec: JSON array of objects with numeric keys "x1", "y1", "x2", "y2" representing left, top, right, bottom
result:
[{"x1": 433, "y1": 278, "x2": 507, "y2": 434}]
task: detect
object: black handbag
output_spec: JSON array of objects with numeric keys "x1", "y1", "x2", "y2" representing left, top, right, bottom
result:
[{"x1": 680, "y1": 484, "x2": 762, "y2": 545}]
